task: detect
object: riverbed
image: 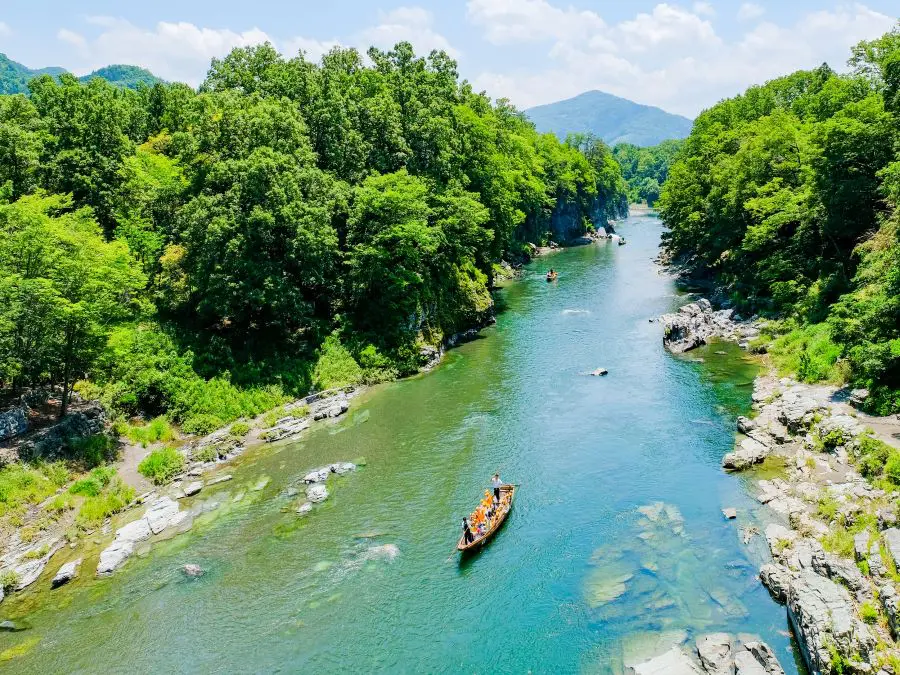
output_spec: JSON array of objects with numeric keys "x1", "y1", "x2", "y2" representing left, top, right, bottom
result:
[{"x1": 0, "y1": 214, "x2": 799, "y2": 673}]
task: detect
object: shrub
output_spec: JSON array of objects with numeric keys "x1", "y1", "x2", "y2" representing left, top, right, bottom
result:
[
  {"x1": 69, "y1": 466, "x2": 118, "y2": 497},
  {"x1": 823, "y1": 525, "x2": 855, "y2": 558},
  {"x1": 0, "y1": 465, "x2": 55, "y2": 517},
  {"x1": 313, "y1": 335, "x2": 362, "y2": 391},
  {"x1": 0, "y1": 570, "x2": 20, "y2": 592},
  {"x1": 76, "y1": 479, "x2": 135, "y2": 528},
  {"x1": 137, "y1": 447, "x2": 184, "y2": 485},
  {"x1": 860, "y1": 602, "x2": 879, "y2": 624},
  {"x1": 127, "y1": 416, "x2": 176, "y2": 447},
  {"x1": 39, "y1": 461, "x2": 70, "y2": 487},
  {"x1": 47, "y1": 493, "x2": 75, "y2": 514},
  {"x1": 857, "y1": 434, "x2": 893, "y2": 479},
  {"x1": 192, "y1": 446, "x2": 218, "y2": 464},
  {"x1": 70, "y1": 434, "x2": 118, "y2": 468},
  {"x1": 818, "y1": 493, "x2": 839, "y2": 521},
  {"x1": 885, "y1": 451, "x2": 900, "y2": 486},
  {"x1": 23, "y1": 544, "x2": 50, "y2": 560},
  {"x1": 229, "y1": 422, "x2": 250, "y2": 438},
  {"x1": 769, "y1": 322, "x2": 845, "y2": 384}
]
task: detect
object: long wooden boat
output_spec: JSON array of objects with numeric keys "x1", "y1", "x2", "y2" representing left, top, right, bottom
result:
[{"x1": 457, "y1": 484, "x2": 515, "y2": 552}]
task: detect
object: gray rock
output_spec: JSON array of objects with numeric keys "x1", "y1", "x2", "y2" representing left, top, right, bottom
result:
[
  {"x1": 252, "y1": 476, "x2": 271, "y2": 491},
  {"x1": 11, "y1": 538, "x2": 64, "y2": 589},
  {"x1": 759, "y1": 563, "x2": 790, "y2": 603},
  {"x1": 879, "y1": 584, "x2": 900, "y2": 639},
  {"x1": 184, "y1": 481, "x2": 203, "y2": 497},
  {"x1": 0, "y1": 406, "x2": 28, "y2": 441},
  {"x1": 742, "y1": 642, "x2": 784, "y2": 675},
  {"x1": 733, "y1": 651, "x2": 767, "y2": 675},
  {"x1": 306, "y1": 484, "x2": 328, "y2": 503},
  {"x1": 51, "y1": 558, "x2": 82, "y2": 588},
  {"x1": 878, "y1": 508, "x2": 898, "y2": 529},
  {"x1": 737, "y1": 416, "x2": 755, "y2": 434},
  {"x1": 696, "y1": 633, "x2": 732, "y2": 674},
  {"x1": 786, "y1": 570, "x2": 875, "y2": 674},
  {"x1": 722, "y1": 508, "x2": 737, "y2": 520},
  {"x1": 264, "y1": 417, "x2": 310, "y2": 442},
  {"x1": 883, "y1": 528, "x2": 900, "y2": 569},
  {"x1": 182, "y1": 564, "x2": 203, "y2": 577},
  {"x1": 722, "y1": 437, "x2": 771, "y2": 470},
  {"x1": 627, "y1": 646, "x2": 703, "y2": 675},
  {"x1": 207, "y1": 474, "x2": 232, "y2": 485},
  {"x1": 854, "y1": 531, "x2": 871, "y2": 563},
  {"x1": 590, "y1": 368, "x2": 608, "y2": 376},
  {"x1": 302, "y1": 468, "x2": 330, "y2": 484},
  {"x1": 329, "y1": 462, "x2": 356, "y2": 475},
  {"x1": 97, "y1": 540, "x2": 134, "y2": 575},
  {"x1": 296, "y1": 502, "x2": 312, "y2": 516},
  {"x1": 145, "y1": 496, "x2": 181, "y2": 534}
]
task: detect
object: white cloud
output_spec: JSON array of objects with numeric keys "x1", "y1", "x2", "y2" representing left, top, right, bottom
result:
[
  {"x1": 281, "y1": 37, "x2": 341, "y2": 62},
  {"x1": 55, "y1": 17, "x2": 274, "y2": 84},
  {"x1": 469, "y1": 2, "x2": 896, "y2": 117},
  {"x1": 359, "y1": 6, "x2": 459, "y2": 58},
  {"x1": 0, "y1": 21, "x2": 11, "y2": 37},
  {"x1": 692, "y1": 1, "x2": 715, "y2": 17},
  {"x1": 737, "y1": 3, "x2": 766, "y2": 21},
  {"x1": 466, "y1": 0, "x2": 608, "y2": 45}
]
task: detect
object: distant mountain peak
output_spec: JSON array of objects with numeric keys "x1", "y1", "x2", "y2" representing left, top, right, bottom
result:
[{"x1": 525, "y1": 91, "x2": 693, "y2": 147}]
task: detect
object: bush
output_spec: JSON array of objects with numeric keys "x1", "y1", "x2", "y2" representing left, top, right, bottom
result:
[
  {"x1": 0, "y1": 570, "x2": 20, "y2": 592},
  {"x1": 126, "y1": 416, "x2": 175, "y2": 447},
  {"x1": 192, "y1": 445, "x2": 218, "y2": 463},
  {"x1": 769, "y1": 322, "x2": 845, "y2": 384},
  {"x1": 39, "y1": 461, "x2": 70, "y2": 487},
  {"x1": 860, "y1": 602, "x2": 879, "y2": 624},
  {"x1": 229, "y1": 421, "x2": 250, "y2": 438},
  {"x1": 70, "y1": 434, "x2": 118, "y2": 469},
  {"x1": 885, "y1": 451, "x2": 900, "y2": 486},
  {"x1": 76, "y1": 479, "x2": 135, "y2": 528},
  {"x1": 313, "y1": 335, "x2": 362, "y2": 391},
  {"x1": 137, "y1": 446, "x2": 184, "y2": 484},
  {"x1": 0, "y1": 465, "x2": 55, "y2": 517},
  {"x1": 69, "y1": 466, "x2": 118, "y2": 496},
  {"x1": 858, "y1": 434, "x2": 893, "y2": 478},
  {"x1": 822, "y1": 525, "x2": 855, "y2": 558}
]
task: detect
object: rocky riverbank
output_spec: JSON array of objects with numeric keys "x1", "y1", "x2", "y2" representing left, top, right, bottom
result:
[
  {"x1": 627, "y1": 633, "x2": 785, "y2": 674},
  {"x1": 661, "y1": 297, "x2": 900, "y2": 674}
]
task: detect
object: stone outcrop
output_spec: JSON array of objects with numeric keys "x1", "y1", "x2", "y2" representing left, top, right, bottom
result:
[
  {"x1": 627, "y1": 646, "x2": 703, "y2": 675},
  {"x1": 19, "y1": 403, "x2": 106, "y2": 460},
  {"x1": 696, "y1": 633, "x2": 732, "y2": 674},
  {"x1": 97, "y1": 496, "x2": 188, "y2": 575},
  {"x1": 723, "y1": 437, "x2": 771, "y2": 470},
  {"x1": 52, "y1": 558, "x2": 82, "y2": 588},
  {"x1": 0, "y1": 406, "x2": 28, "y2": 442},
  {"x1": 627, "y1": 637, "x2": 784, "y2": 675},
  {"x1": 660, "y1": 299, "x2": 760, "y2": 354}
]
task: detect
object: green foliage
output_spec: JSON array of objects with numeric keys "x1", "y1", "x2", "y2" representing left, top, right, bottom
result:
[
  {"x1": 0, "y1": 464, "x2": 55, "y2": 517},
  {"x1": 68, "y1": 466, "x2": 117, "y2": 497},
  {"x1": 660, "y1": 29, "x2": 900, "y2": 409},
  {"x1": 137, "y1": 446, "x2": 184, "y2": 485},
  {"x1": 76, "y1": 477, "x2": 135, "y2": 528},
  {"x1": 860, "y1": 601, "x2": 879, "y2": 624},
  {"x1": 822, "y1": 525, "x2": 855, "y2": 558},
  {"x1": 229, "y1": 421, "x2": 250, "y2": 438},
  {"x1": 0, "y1": 569, "x2": 20, "y2": 592},
  {"x1": 818, "y1": 493, "x2": 840, "y2": 521},
  {"x1": 192, "y1": 445, "x2": 218, "y2": 464},
  {"x1": 613, "y1": 139, "x2": 683, "y2": 206},
  {"x1": 125, "y1": 416, "x2": 175, "y2": 447},
  {"x1": 313, "y1": 335, "x2": 363, "y2": 391},
  {"x1": 22, "y1": 544, "x2": 49, "y2": 560},
  {"x1": 69, "y1": 434, "x2": 118, "y2": 469}
]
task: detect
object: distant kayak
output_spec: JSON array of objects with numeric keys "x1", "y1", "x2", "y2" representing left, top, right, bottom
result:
[{"x1": 546, "y1": 271, "x2": 558, "y2": 282}]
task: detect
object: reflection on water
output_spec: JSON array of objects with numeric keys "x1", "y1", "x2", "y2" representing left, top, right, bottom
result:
[{"x1": 0, "y1": 216, "x2": 799, "y2": 674}]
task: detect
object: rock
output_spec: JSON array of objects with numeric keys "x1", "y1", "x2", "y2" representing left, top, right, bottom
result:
[
  {"x1": 722, "y1": 508, "x2": 737, "y2": 520},
  {"x1": 627, "y1": 646, "x2": 703, "y2": 675},
  {"x1": 303, "y1": 468, "x2": 330, "y2": 484},
  {"x1": 306, "y1": 484, "x2": 328, "y2": 503},
  {"x1": 696, "y1": 633, "x2": 732, "y2": 674},
  {"x1": 737, "y1": 416, "x2": 755, "y2": 434},
  {"x1": 0, "y1": 406, "x2": 28, "y2": 441},
  {"x1": 97, "y1": 540, "x2": 134, "y2": 575},
  {"x1": 252, "y1": 476, "x2": 271, "y2": 491},
  {"x1": 263, "y1": 417, "x2": 310, "y2": 442},
  {"x1": 786, "y1": 570, "x2": 875, "y2": 674},
  {"x1": 733, "y1": 651, "x2": 766, "y2": 675},
  {"x1": 741, "y1": 642, "x2": 784, "y2": 675},
  {"x1": 207, "y1": 474, "x2": 232, "y2": 485},
  {"x1": 144, "y1": 496, "x2": 181, "y2": 534},
  {"x1": 330, "y1": 462, "x2": 356, "y2": 475},
  {"x1": 854, "y1": 531, "x2": 872, "y2": 562},
  {"x1": 0, "y1": 619, "x2": 29, "y2": 632},
  {"x1": 759, "y1": 563, "x2": 790, "y2": 603},
  {"x1": 51, "y1": 558, "x2": 81, "y2": 588},
  {"x1": 878, "y1": 508, "x2": 898, "y2": 529},
  {"x1": 879, "y1": 584, "x2": 900, "y2": 639},
  {"x1": 849, "y1": 388, "x2": 869, "y2": 408},
  {"x1": 882, "y1": 528, "x2": 900, "y2": 569},
  {"x1": 722, "y1": 437, "x2": 770, "y2": 470},
  {"x1": 10, "y1": 538, "x2": 64, "y2": 589},
  {"x1": 812, "y1": 551, "x2": 870, "y2": 600},
  {"x1": 184, "y1": 481, "x2": 203, "y2": 497},
  {"x1": 20, "y1": 403, "x2": 106, "y2": 458},
  {"x1": 590, "y1": 368, "x2": 608, "y2": 376},
  {"x1": 182, "y1": 564, "x2": 203, "y2": 577},
  {"x1": 296, "y1": 502, "x2": 313, "y2": 516},
  {"x1": 776, "y1": 394, "x2": 822, "y2": 433},
  {"x1": 764, "y1": 524, "x2": 796, "y2": 558}
]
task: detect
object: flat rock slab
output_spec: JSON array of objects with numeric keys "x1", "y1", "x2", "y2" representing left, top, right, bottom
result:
[
  {"x1": 184, "y1": 481, "x2": 203, "y2": 496},
  {"x1": 627, "y1": 647, "x2": 703, "y2": 675},
  {"x1": 52, "y1": 558, "x2": 82, "y2": 588},
  {"x1": 722, "y1": 508, "x2": 737, "y2": 520}
]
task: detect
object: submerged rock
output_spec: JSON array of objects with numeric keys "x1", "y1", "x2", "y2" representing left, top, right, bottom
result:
[
  {"x1": 296, "y1": 502, "x2": 313, "y2": 516},
  {"x1": 97, "y1": 496, "x2": 187, "y2": 575},
  {"x1": 182, "y1": 564, "x2": 203, "y2": 577},
  {"x1": 627, "y1": 646, "x2": 702, "y2": 675},
  {"x1": 184, "y1": 481, "x2": 203, "y2": 497},
  {"x1": 306, "y1": 484, "x2": 328, "y2": 503},
  {"x1": 52, "y1": 558, "x2": 82, "y2": 588},
  {"x1": 97, "y1": 540, "x2": 135, "y2": 575}
]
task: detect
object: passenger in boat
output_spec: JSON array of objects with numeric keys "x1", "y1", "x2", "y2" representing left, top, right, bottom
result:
[
  {"x1": 462, "y1": 517, "x2": 474, "y2": 544},
  {"x1": 492, "y1": 473, "x2": 502, "y2": 501}
]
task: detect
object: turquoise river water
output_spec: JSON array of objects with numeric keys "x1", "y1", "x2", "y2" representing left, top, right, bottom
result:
[{"x1": 0, "y1": 215, "x2": 801, "y2": 673}]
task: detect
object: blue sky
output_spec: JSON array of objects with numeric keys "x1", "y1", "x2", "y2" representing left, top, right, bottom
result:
[{"x1": 1, "y1": 1, "x2": 897, "y2": 116}]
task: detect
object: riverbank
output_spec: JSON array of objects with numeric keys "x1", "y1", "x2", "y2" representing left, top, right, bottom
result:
[{"x1": 660, "y1": 298, "x2": 900, "y2": 673}]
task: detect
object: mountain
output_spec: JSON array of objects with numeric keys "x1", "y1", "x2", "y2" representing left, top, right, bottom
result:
[
  {"x1": 0, "y1": 53, "x2": 161, "y2": 94},
  {"x1": 525, "y1": 91, "x2": 693, "y2": 147}
]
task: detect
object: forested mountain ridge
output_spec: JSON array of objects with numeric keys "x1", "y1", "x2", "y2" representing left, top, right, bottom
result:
[
  {"x1": 659, "y1": 26, "x2": 900, "y2": 415},
  {"x1": 0, "y1": 42, "x2": 627, "y2": 437},
  {"x1": 526, "y1": 90, "x2": 693, "y2": 147},
  {"x1": 0, "y1": 53, "x2": 160, "y2": 94},
  {"x1": 613, "y1": 140, "x2": 683, "y2": 206}
]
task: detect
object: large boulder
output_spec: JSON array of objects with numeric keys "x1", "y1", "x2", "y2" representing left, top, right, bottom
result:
[
  {"x1": 627, "y1": 646, "x2": 703, "y2": 675},
  {"x1": 52, "y1": 558, "x2": 82, "y2": 588},
  {"x1": 0, "y1": 407, "x2": 28, "y2": 442},
  {"x1": 759, "y1": 563, "x2": 790, "y2": 603},
  {"x1": 145, "y1": 496, "x2": 181, "y2": 534},
  {"x1": 741, "y1": 642, "x2": 784, "y2": 675},
  {"x1": 306, "y1": 484, "x2": 328, "y2": 503},
  {"x1": 97, "y1": 540, "x2": 135, "y2": 575},
  {"x1": 696, "y1": 633, "x2": 732, "y2": 674},
  {"x1": 882, "y1": 528, "x2": 900, "y2": 570},
  {"x1": 723, "y1": 437, "x2": 771, "y2": 471},
  {"x1": 19, "y1": 403, "x2": 106, "y2": 459},
  {"x1": 786, "y1": 570, "x2": 875, "y2": 674}
]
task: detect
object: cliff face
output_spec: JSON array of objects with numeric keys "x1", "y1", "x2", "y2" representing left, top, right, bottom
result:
[{"x1": 548, "y1": 195, "x2": 619, "y2": 242}]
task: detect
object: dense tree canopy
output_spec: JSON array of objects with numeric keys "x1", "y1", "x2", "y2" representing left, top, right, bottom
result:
[
  {"x1": 0, "y1": 42, "x2": 626, "y2": 429},
  {"x1": 613, "y1": 140, "x2": 683, "y2": 207},
  {"x1": 659, "y1": 25, "x2": 900, "y2": 413}
]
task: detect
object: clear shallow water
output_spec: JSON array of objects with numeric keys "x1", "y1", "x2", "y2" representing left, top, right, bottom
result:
[{"x1": 0, "y1": 215, "x2": 799, "y2": 674}]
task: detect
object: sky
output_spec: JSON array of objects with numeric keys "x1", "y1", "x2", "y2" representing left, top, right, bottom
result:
[{"x1": 0, "y1": 1, "x2": 897, "y2": 117}]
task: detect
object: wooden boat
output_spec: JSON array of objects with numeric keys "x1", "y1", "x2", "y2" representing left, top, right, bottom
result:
[
  {"x1": 546, "y1": 271, "x2": 558, "y2": 282},
  {"x1": 457, "y1": 484, "x2": 515, "y2": 552},
  {"x1": 618, "y1": 238, "x2": 626, "y2": 246}
]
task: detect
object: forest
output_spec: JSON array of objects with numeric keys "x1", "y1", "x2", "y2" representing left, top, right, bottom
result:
[
  {"x1": 613, "y1": 139, "x2": 683, "y2": 207},
  {"x1": 0, "y1": 42, "x2": 626, "y2": 435},
  {"x1": 660, "y1": 26, "x2": 900, "y2": 414}
]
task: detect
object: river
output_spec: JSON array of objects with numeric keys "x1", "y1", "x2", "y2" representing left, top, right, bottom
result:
[{"x1": 0, "y1": 214, "x2": 800, "y2": 673}]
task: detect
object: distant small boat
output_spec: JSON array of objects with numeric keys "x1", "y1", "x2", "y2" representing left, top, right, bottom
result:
[
  {"x1": 618, "y1": 238, "x2": 627, "y2": 246},
  {"x1": 546, "y1": 271, "x2": 558, "y2": 282},
  {"x1": 457, "y1": 485, "x2": 515, "y2": 552}
]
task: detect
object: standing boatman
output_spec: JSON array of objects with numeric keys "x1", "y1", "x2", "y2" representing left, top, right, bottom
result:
[{"x1": 492, "y1": 473, "x2": 502, "y2": 501}]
